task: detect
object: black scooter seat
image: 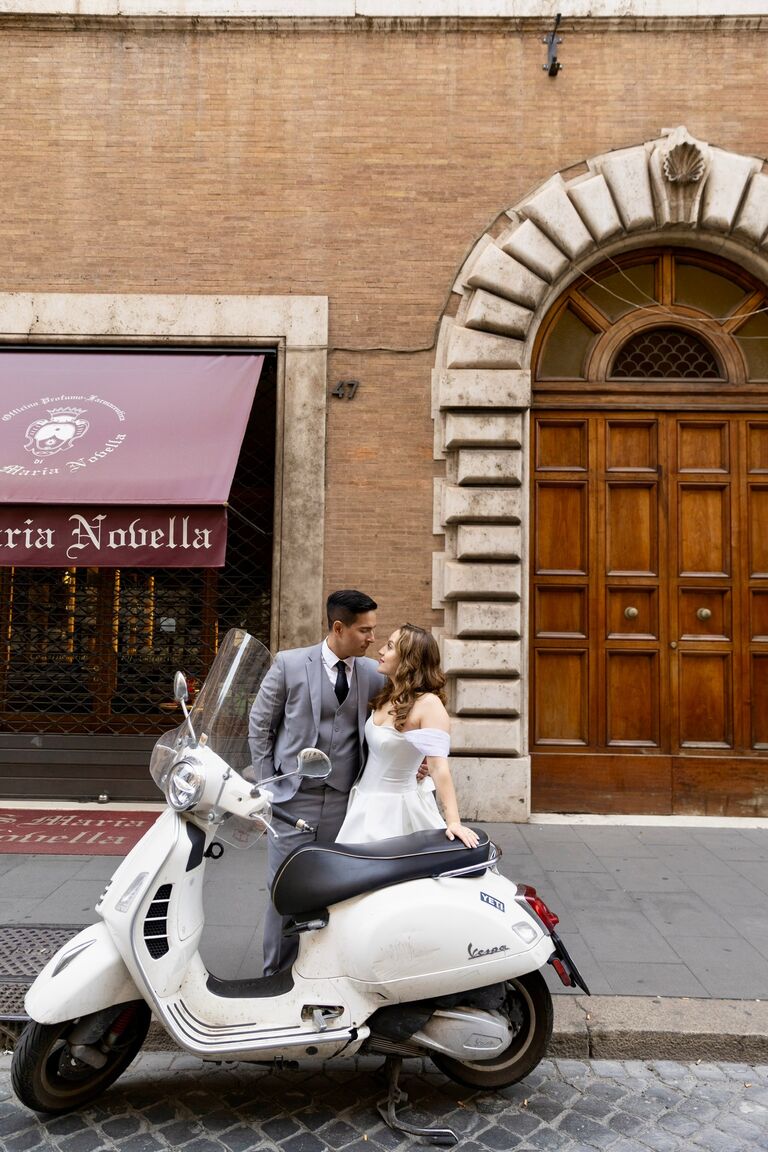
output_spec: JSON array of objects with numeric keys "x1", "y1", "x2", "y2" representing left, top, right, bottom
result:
[{"x1": 272, "y1": 828, "x2": 491, "y2": 917}]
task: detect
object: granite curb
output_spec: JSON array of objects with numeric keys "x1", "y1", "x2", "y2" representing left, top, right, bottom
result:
[{"x1": 550, "y1": 994, "x2": 768, "y2": 1063}]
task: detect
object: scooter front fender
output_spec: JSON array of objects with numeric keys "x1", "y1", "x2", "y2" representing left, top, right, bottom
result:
[{"x1": 25, "y1": 922, "x2": 142, "y2": 1024}]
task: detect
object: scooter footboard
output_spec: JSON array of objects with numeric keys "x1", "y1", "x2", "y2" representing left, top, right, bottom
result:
[{"x1": 25, "y1": 922, "x2": 142, "y2": 1024}]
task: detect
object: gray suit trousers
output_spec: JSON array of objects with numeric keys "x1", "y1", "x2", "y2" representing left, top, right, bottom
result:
[{"x1": 263, "y1": 784, "x2": 349, "y2": 976}]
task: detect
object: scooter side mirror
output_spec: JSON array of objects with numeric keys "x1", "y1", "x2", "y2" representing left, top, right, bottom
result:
[
  {"x1": 297, "y1": 747, "x2": 332, "y2": 780},
  {"x1": 173, "y1": 671, "x2": 189, "y2": 704},
  {"x1": 173, "y1": 671, "x2": 197, "y2": 742}
]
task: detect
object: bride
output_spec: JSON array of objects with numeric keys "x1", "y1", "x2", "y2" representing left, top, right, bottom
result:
[{"x1": 336, "y1": 623, "x2": 479, "y2": 848}]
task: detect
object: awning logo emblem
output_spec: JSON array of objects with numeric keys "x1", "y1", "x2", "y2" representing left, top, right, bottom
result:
[
  {"x1": 1, "y1": 392, "x2": 126, "y2": 477},
  {"x1": 24, "y1": 406, "x2": 90, "y2": 460}
]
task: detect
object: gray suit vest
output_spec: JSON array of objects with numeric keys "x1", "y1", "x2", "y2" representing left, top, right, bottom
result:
[{"x1": 314, "y1": 665, "x2": 360, "y2": 793}]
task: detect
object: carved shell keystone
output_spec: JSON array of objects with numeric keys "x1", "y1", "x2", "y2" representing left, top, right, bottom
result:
[{"x1": 663, "y1": 140, "x2": 707, "y2": 185}]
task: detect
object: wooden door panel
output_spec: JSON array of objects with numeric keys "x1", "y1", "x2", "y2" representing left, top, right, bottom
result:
[
  {"x1": 605, "y1": 484, "x2": 658, "y2": 574},
  {"x1": 677, "y1": 652, "x2": 733, "y2": 748},
  {"x1": 534, "y1": 483, "x2": 587, "y2": 573},
  {"x1": 533, "y1": 650, "x2": 588, "y2": 745},
  {"x1": 747, "y1": 485, "x2": 768, "y2": 575},
  {"x1": 674, "y1": 756, "x2": 768, "y2": 816},
  {"x1": 605, "y1": 420, "x2": 658, "y2": 471},
  {"x1": 536, "y1": 419, "x2": 588, "y2": 470},
  {"x1": 677, "y1": 420, "x2": 730, "y2": 472},
  {"x1": 750, "y1": 590, "x2": 768, "y2": 640},
  {"x1": 605, "y1": 651, "x2": 660, "y2": 746},
  {"x1": 750, "y1": 655, "x2": 768, "y2": 748},
  {"x1": 534, "y1": 586, "x2": 587, "y2": 638},
  {"x1": 678, "y1": 588, "x2": 731, "y2": 640},
  {"x1": 677, "y1": 485, "x2": 730, "y2": 575},
  {"x1": 746, "y1": 420, "x2": 768, "y2": 472},
  {"x1": 533, "y1": 752, "x2": 672, "y2": 814},
  {"x1": 606, "y1": 588, "x2": 658, "y2": 639}
]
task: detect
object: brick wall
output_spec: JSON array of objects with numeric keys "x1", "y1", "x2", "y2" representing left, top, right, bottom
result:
[{"x1": 1, "y1": 16, "x2": 766, "y2": 639}]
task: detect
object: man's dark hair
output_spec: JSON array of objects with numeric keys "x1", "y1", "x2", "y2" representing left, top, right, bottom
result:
[{"x1": 327, "y1": 589, "x2": 377, "y2": 628}]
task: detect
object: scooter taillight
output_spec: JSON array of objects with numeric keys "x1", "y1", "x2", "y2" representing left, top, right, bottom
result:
[{"x1": 518, "y1": 884, "x2": 559, "y2": 933}]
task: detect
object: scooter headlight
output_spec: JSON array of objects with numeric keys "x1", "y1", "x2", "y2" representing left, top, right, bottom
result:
[{"x1": 166, "y1": 757, "x2": 205, "y2": 811}]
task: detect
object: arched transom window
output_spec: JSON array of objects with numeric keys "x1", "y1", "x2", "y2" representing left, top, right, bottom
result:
[{"x1": 534, "y1": 250, "x2": 768, "y2": 406}]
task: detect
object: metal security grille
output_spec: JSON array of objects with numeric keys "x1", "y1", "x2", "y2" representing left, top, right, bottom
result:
[
  {"x1": 0, "y1": 354, "x2": 276, "y2": 739},
  {"x1": 611, "y1": 327, "x2": 721, "y2": 379},
  {"x1": 0, "y1": 924, "x2": 89, "y2": 1039}
]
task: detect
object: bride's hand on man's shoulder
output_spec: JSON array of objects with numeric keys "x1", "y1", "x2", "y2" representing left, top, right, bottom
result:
[{"x1": 445, "y1": 822, "x2": 480, "y2": 849}]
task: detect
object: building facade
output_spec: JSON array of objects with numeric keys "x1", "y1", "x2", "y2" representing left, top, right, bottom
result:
[{"x1": 1, "y1": 1, "x2": 767, "y2": 815}]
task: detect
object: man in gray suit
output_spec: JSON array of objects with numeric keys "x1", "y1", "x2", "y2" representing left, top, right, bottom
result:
[{"x1": 248, "y1": 589, "x2": 385, "y2": 975}]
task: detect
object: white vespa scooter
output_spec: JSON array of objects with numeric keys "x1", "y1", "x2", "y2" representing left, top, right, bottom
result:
[{"x1": 12, "y1": 628, "x2": 588, "y2": 1145}]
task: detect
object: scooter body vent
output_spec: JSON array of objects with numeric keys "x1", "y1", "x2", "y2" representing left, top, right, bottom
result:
[{"x1": 143, "y1": 883, "x2": 172, "y2": 958}]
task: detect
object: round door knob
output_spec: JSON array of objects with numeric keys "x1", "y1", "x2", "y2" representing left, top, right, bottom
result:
[
  {"x1": 696, "y1": 607, "x2": 712, "y2": 621},
  {"x1": 670, "y1": 641, "x2": 677, "y2": 649},
  {"x1": 624, "y1": 606, "x2": 639, "y2": 619}
]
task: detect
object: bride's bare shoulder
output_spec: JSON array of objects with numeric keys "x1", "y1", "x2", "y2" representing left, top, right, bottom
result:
[{"x1": 411, "y1": 692, "x2": 449, "y2": 726}]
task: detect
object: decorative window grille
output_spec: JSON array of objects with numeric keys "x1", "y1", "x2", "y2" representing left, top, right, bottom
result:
[{"x1": 611, "y1": 328, "x2": 721, "y2": 379}]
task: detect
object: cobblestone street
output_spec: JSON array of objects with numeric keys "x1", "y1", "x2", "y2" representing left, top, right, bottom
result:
[{"x1": 1, "y1": 1053, "x2": 766, "y2": 1151}]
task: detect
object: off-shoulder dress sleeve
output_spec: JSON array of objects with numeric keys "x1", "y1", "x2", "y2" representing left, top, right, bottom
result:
[{"x1": 403, "y1": 727, "x2": 450, "y2": 757}]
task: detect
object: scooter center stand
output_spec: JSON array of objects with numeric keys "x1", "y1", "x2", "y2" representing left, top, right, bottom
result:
[{"x1": 377, "y1": 1056, "x2": 458, "y2": 1146}]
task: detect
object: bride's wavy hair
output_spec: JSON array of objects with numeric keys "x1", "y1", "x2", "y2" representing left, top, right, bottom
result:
[{"x1": 372, "y1": 623, "x2": 446, "y2": 731}]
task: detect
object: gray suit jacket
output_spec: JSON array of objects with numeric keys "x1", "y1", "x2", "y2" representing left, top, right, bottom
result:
[{"x1": 247, "y1": 643, "x2": 386, "y2": 803}]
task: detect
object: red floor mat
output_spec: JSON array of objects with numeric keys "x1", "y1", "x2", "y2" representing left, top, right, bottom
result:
[{"x1": 0, "y1": 807, "x2": 160, "y2": 854}]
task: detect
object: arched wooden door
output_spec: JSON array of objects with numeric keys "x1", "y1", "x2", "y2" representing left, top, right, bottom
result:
[{"x1": 531, "y1": 250, "x2": 768, "y2": 816}]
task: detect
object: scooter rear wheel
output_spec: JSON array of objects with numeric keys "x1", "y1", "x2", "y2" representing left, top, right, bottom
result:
[
  {"x1": 11, "y1": 1001, "x2": 151, "y2": 1114},
  {"x1": 432, "y1": 970, "x2": 553, "y2": 1090}
]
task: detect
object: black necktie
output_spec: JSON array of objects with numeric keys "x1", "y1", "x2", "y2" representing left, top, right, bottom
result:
[{"x1": 334, "y1": 660, "x2": 349, "y2": 705}]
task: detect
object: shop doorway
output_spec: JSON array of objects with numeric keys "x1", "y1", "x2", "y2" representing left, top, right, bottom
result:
[{"x1": 0, "y1": 354, "x2": 276, "y2": 800}]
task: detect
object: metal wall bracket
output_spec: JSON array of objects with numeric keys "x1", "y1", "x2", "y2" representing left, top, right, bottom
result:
[{"x1": 542, "y1": 13, "x2": 563, "y2": 77}]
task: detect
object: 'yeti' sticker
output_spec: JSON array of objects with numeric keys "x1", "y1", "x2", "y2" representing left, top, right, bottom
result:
[{"x1": 480, "y1": 891, "x2": 505, "y2": 913}]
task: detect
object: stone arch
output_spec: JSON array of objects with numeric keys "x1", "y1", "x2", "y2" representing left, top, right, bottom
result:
[{"x1": 433, "y1": 126, "x2": 768, "y2": 821}]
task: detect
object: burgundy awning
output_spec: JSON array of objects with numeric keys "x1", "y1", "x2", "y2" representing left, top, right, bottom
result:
[{"x1": 0, "y1": 351, "x2": 264, "y2": 567}]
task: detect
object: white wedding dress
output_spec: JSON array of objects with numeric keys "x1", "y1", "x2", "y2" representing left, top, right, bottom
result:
[{"x1": 336, "y1": 715, "x2": 449, "y2": 844}]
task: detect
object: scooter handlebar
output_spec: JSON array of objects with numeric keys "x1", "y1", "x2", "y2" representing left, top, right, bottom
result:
[{"x1": 270, "y1": 805, "x2": 315, "y2": 834}]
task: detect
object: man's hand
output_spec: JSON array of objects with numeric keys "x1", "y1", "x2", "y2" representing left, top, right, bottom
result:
[{"x1": 416, "y1": 758, "x2": 430, "y2": 782}]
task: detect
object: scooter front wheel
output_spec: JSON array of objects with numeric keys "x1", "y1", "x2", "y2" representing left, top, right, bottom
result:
[
  {"x1": 11, "y1": 1001, "x2": 151, "y2": 1114},
  {"x1": 432, "y1": 970, "x2": 553, "y2": 1090}
]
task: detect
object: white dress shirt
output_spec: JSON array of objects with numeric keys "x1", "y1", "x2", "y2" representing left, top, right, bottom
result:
[{"x1": 321, "y1": 639, "x2": 354, "y2": 690}]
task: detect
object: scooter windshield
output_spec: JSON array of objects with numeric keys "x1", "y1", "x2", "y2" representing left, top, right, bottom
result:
[{"x1": 149, "y1": 628, "x2": 271, "y2": 786}]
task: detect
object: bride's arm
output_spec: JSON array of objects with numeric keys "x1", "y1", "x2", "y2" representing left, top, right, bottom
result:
[
  {"x1": 414, "y1": 695, "x2": 480, "y2": 849},
  {"x1": 428, "y1": 757, "x2": 480, "y2": 848}
]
